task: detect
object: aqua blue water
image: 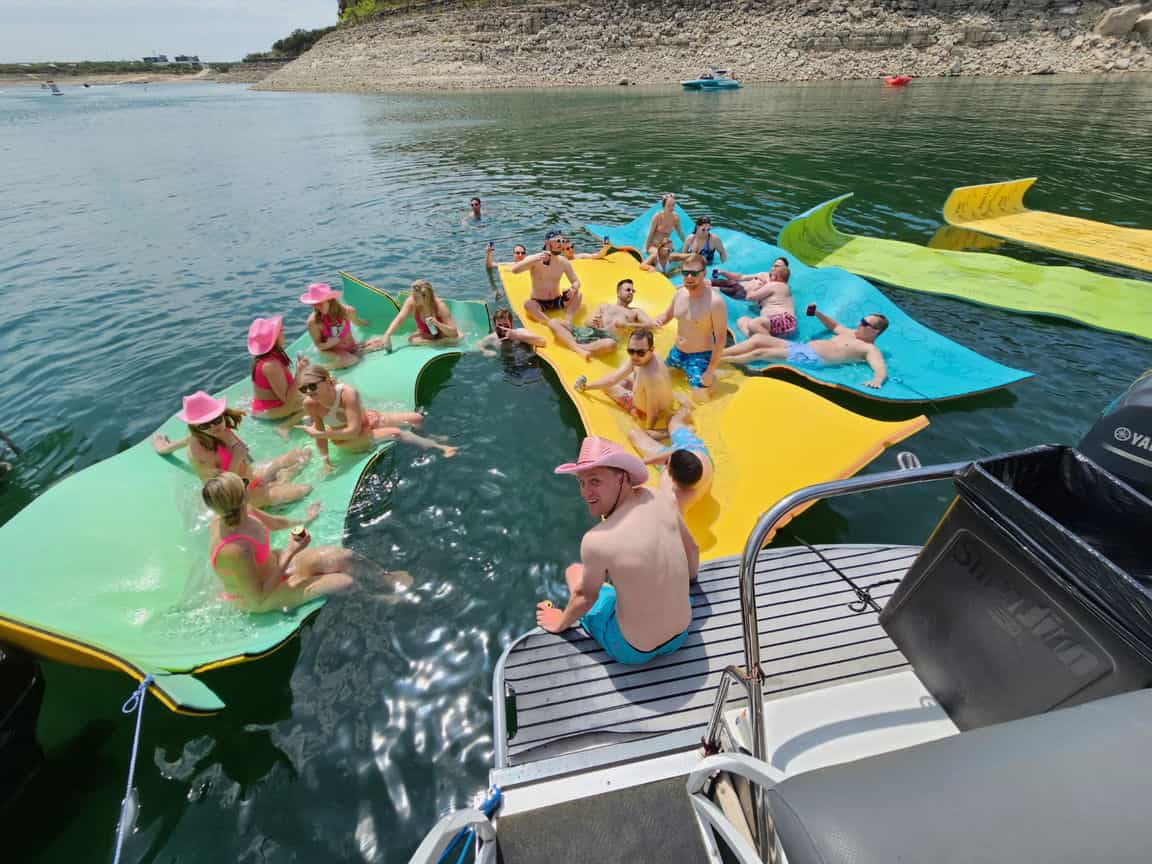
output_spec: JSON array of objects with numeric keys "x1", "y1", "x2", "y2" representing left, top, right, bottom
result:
[{"x1": 1, "y1": 77, "x2": 1149, "y2": 862}]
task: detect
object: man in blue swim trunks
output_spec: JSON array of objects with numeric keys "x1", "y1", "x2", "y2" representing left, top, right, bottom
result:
[
  {"x1": 654, "y1": 254, "x2": 728, "y2": 401},
  {"x1": 628, "y1": 405, "x2": 714, "y2": 513},
  {"x1": 536, "y1": 436, "x2": 698, "y2": 666},
  {"x1": 721, "y1": 307, "x2": 890, "y2": 389}
]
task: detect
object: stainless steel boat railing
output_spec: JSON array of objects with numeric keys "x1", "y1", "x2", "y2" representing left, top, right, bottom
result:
[{"x1": 722, "y1": 458, "x2": 968, "y2": 862}]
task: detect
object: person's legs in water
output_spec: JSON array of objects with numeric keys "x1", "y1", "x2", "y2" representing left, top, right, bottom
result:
[
  {"x1": 373, "y1": 426, "x2": 459, "y2": 458},
  {"x1": 721, "y1": 333, "x2": 789, "y2": 361}
]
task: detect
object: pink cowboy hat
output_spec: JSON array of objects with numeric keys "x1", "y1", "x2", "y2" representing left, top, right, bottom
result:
[
  {"x1": 298, "y1": 282, "x2": 342, "y2": 305},
  {"x1": 177, "y1": 391, "x2": 227, "y2": 425},
  {"x1": 554, "y1": 435, "x2": 648, "y2": 487},
  {"x1": 247, "y1": 315, "x2": 283, "y2": 356}
]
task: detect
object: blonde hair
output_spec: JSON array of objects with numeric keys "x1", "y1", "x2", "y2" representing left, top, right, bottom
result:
[
  {"x1": 411, "y1": 279, "x2": 437, "y2": 319},
  {"x1": 296, "y1": 360, "x2": 332, "y2": 389},
  {"x1": 202, "y1": 472, "x2": 247, "y2": 527},
  {"x1": 188, "y1": 407, "x2": 246, "y2": 451}
]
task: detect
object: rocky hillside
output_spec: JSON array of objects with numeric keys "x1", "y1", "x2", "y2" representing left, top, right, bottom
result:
[{"x1": 256, "y1": 0, "x2": 1152, "y2": 91}]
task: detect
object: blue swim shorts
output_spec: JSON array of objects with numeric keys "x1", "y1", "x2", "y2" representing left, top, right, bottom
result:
[
  {"x1": 580, "y1": 584, "x2": 691, "y2": 665},
  {"x1": 786, "y1": 342, "x2": 826, "y2": 366},
  {"x1": 666, "y1": 425, "x2": 709, "y2": 457},
  {"x1": 666, "y1": 346, "x2": 713, "y2": 389}
]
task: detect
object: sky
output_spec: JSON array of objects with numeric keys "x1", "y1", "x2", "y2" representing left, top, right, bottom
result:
[{"x1": 0, "y1": 0, "x2": 338, "y2": 62}]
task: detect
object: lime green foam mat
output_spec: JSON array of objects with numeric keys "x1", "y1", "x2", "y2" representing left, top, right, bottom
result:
[
  {"x1": 0, "y1": 272, "x2": 490, "y2": 713},
  {"x1": 779, "y1": 194, "x2": 1151, "y2": 342}
]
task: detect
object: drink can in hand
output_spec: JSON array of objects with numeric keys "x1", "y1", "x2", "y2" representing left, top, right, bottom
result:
[
  {"x1": 806, "y1": 303, "x2": 817, "y2": 317},
  {"x1": 290, "y1": 525, "x2": 309, "y2": 543}
]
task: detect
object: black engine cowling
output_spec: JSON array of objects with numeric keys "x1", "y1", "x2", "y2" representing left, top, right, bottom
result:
[{"x1": 1079, "y1": 371, "x2": 1152, "y2": 500}]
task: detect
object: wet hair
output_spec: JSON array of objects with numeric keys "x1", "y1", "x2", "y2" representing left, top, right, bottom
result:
[
  {"x1": 513, "y1": 244, "x2": 527, "y2": 255},
  {"x1": 202, "y1": 472, "x2": 247, "y2": 527},
  {"x1": 695, "y1": 215, "x2": 712, "y2": 227},
  {"x1": 616, "y1": 279, "x2": 635, "y2": 292},
  {"x1": 774, "y1": 256, "x2": 789, "y2": 267},
  {"x1": 411, "y1": 279, "x2": 438, "y2": 319},
  {"x1": 683, "y1": 253, "x2": 707, "y2": 271},
  {"x1": 188, "y1": 408, "x2": 245, "y2": 451},
  {"x1": 470, "y1": 197, "x2": 481, "y2": 206},
  {"x1": 867, "y1": 313, "x2": 890, "y2": 334},
  {"x1": 296, "y1": 361, "x2": 333, "y2": 389},
  {"x1": 493, "y1": 307, "x2": 513, "y2": 337},
  {"x1": 629, "y1": 328, "x2": 654, "y2": 348},
  {"x1": 668, "y1": 450, "x2": 704, "y2": 487}
]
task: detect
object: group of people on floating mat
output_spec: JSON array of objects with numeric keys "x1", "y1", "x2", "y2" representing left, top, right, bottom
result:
[
  {"x1": 480, "y1": 203, "x2": 895, "y2": 665},
  {"x1": 149, "y1": 280, "x2": 463, "y2": 612}
]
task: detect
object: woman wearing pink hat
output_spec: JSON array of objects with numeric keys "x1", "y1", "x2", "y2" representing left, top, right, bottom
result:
[
  {"x1": 293, "y1": 362, "x2": 457, "y2": 468},
  {"x1": 201, "y1": 472, "x2": 409, "y2": 612},
  {"x1": 152, "y1": 391, "x2": 314, "y2": 509},
  {"x1": 300, "y1": 282, "x2": 390, "y2": 369},
  {"x1": 378, "y1": 280, "x2": 461, "y2": 353},
  {"x1": 248, "y1": 316, "x2": 303, "y2": 437}
]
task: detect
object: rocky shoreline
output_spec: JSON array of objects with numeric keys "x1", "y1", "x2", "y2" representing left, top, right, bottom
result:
[{"x1": 256, "y1": 0, "x2": 1152, "y2": 92}]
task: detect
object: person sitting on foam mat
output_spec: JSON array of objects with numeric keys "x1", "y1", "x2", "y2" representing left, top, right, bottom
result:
[
  {"x1": 508, "y1": 229, "x2": 584, "y2": 327},
  {"x1": 723, "y1": 307, "x2": 890, "y2": 389},
  {"x1": 628, "y1": 405, "x2": 714, "y2": 514},
  {"x1": 643, "y1": 193, "x2": 687, "y2": 257},
  {"x1": 573, "y1": 329, "x2": 674, "y2": 431},
  {"x1": 536, "y1": 436, "x2": 697, "y2": 666}
]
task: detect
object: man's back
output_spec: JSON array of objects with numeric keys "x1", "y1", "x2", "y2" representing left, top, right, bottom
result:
[{"x1": 585, "y1": 489, "x2": 692, "y2": 651}]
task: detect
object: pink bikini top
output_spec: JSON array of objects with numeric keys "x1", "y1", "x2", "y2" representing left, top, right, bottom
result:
[
  {"x1": 253, "y1": 355, "x2": 293, "y2": 393},
  {"x1": 320, "y1": 313, "x2": 354, "y2": 349},
  {"x1": 214, "y1": 437, "x2": 250, "y2": 473},
  {"x1": 210, "y1": 525, "x2": 271, "y2": 571}
]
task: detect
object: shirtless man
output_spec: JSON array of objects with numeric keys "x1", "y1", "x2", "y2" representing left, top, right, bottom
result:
[
  {"x1": 644, "y1": 193, "x2": 686, "y2": 256},
  {"x1": 509, "y1": 230, "x2": 583, "y2": 325},
  {"x1": 589, "y1": 279, "x2": 657, "y2": 333},
  {"x1": 723, "y1": 308, "x2": 890, "y2": 389},
  {"x1": 628, "y1": 405, "x2": 714, "y2": 514},
  {"x1": 654, "y1": 254, "x2": 728, "y2": 401},
  {"x1": 549, "y1": 278, "x2": 656, "y2": 359},
  {"x1": 573, "y1": 329, "x2": 675, "y2": 430},
  {"x1": 736, "y1": 261, "x2": 797, "y2": 339},
  {"x1": 714, "y1": 257, "x2": 790, "y2": 300},
  {"x1": 537, "y1": 436, "x2": 698, "y2": 665}
]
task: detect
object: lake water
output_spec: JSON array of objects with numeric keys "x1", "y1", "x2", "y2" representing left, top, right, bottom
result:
[{"x1": 2, "y1": 76, "x2": 1149, "y2": 862}]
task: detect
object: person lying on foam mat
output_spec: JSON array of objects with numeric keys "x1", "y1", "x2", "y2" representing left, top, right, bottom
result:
[
  {"x1": 574, "y1": 329, "x2": 674, "y2": 431},
  {"x1": 628, "y1": 405, "x2": 714, "y2": 514},
  {"x1": 723, "y1": 307, "x2": 890, "y2": 389},
  {"x1": 536, "y1": 436, "x2": 697, "y2": 666},
  {"x1": 713, "y1": 256, "x2": 791, "y2": 301}
]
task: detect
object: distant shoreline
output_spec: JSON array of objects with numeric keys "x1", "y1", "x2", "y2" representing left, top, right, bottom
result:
[{"x1": 0, "y1": 69, "x2": 270, "y2": 88}]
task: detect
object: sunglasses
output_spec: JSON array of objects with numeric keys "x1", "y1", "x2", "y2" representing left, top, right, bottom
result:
[
  {"x1": 682, "y1": 268, "x2": 704, "y2": 277},
  {"x1": 513, "y1": 249, "x2": 526, "y2": 256},
  {"x1": 627, "y1": 347, "x2": 650, "y2": 357},
  {"x1": 298, "y1": 382, "x2": 320, "y2": 394},
  {"x1": 194, "y1": 416, "x2": 224, "y2": 431},
  {"x1": 859, "y1": 318, "x2": 879, "y2": 330}
]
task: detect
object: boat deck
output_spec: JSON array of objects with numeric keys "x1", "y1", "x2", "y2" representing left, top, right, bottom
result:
[{"x1": 493, "y1": 544, "x2": 919, "y2": 785}]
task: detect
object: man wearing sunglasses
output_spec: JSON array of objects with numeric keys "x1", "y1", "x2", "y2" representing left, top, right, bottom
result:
[
  {"x1": 485, "y1": 242, "x2": 527, "y2": 270},
  {"x1": 722, "y1": 306, "x2": 890, "y2": 389},
  {"x1": 573, "y1": 329, "x2": 674, "y2": 430},
  {"x1": 654, "y1": 254, "x2": 728, "y2": 401},
  {"x1": 509, "y1": 229, "x2": 583, "y2": 327}
]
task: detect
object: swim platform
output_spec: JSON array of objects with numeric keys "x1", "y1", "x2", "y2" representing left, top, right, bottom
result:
[
  {"x1": 0, "y1": 273, "x2": 490, "y2": 714},
  {"x1": 779, "y1": 194, "x2": 1151, "y2": 343},
  {"x1": 587, "y1": 204, "x2": 1033, "y2": 402},
  {"x1": 942, "y1": 178, "x2": 1152, "y2": 274},
  {"x1": 499, "y1": 252, "x2": 928, "y2": 561}
]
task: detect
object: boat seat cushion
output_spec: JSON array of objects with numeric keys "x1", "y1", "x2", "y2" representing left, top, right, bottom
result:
[{"x1": 766, "y1": 688, "x2": 1152, "y2": 864}]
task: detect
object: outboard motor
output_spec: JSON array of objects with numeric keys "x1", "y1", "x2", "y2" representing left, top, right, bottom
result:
[
  {"x1": 1079, "y1": 371, "x2": 1152, "y2": 500},
  {"x1": 0, "y1": 644, "x2": 45, "y2": 803}
]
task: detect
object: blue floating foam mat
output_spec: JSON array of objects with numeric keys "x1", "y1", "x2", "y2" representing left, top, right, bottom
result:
[{"x1": 586, "y1": 204, "x2": 1033, "y2": 403}]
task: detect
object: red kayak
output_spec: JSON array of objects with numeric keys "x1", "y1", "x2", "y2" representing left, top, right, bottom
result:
[{"x1": 884, "y1": 75, "x2": 913, "y2": 87}]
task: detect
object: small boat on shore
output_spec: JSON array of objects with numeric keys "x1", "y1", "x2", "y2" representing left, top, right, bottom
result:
[
  {"x1": 681, "y1": 68, "x2": 741, "y2": 90},
  {"x1": 884, "y1": 75, "x2": 912, "y2": 87}
]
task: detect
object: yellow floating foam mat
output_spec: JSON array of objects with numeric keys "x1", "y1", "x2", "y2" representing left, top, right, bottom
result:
[
  {"x1": 499, "y1": 253, "x2": 929, "y2": 560},
  {"x1": 943, "y1": 178, "x2": 1152, "y2": 274}
]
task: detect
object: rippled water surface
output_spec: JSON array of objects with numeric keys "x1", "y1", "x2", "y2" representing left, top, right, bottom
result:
[{"x1": 2, "y1": 77, "x2": 1149, "y2": 862}]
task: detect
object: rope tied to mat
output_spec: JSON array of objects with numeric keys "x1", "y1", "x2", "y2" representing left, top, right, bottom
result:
[{"x1": 112, "y1": 673, "x2": 153, "y2": 864}]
